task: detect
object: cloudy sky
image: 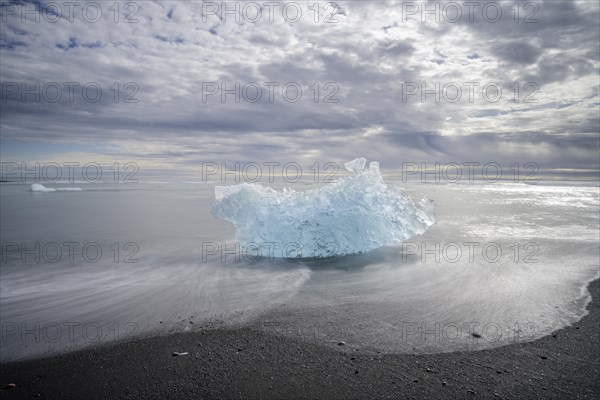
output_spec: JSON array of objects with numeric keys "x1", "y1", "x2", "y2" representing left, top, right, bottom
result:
[{"x1": 1, "y1": 0, "x2": 599, "y2": 177}]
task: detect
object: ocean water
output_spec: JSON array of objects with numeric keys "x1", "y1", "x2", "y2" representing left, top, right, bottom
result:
[{"x1": 0, "y1": 174, "x2": 599, "y2": 361}]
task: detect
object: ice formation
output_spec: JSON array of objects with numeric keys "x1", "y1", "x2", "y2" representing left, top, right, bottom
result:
[
  {"x1": 211, "y1": 158, "x2": 436, "y2": 258},
  {"x1": 30, "y1": 183, "x2": 82, "y2": 192}
]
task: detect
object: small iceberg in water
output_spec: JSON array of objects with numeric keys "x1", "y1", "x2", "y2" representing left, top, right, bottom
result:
[
  {"x1": 211, "y1": 158, "x2": 436, "y2": 257},
  {"x1": 30, "y1": 183, "x2": 82, "y2": 192}
]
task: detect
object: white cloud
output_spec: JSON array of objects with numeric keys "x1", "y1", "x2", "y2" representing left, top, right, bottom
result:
[{"x1": 1, "y1": 0, "x2": 598, "y2": 171}]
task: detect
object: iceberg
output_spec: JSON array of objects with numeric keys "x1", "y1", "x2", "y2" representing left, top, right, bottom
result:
[
  {"x1": 211, "y1": 158, "x2": 436, "y2": 258},
  {"x1": 30, "y1": 183, "x2": 82, "y2": 192}
]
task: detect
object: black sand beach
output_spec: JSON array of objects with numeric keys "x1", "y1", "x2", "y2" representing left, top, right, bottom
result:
[{"x1": 1, "y1": 279, "x2": 598, "y2": 399}]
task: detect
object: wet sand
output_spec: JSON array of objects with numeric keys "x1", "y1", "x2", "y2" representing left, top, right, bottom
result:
[{"x1": 1, "y1": 279, "x2": 598, "y2": 399}]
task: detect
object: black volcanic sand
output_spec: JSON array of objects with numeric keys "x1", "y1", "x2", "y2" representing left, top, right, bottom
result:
[{"x1": 1, "y1": 280, "x2": 598, "y2": 400}]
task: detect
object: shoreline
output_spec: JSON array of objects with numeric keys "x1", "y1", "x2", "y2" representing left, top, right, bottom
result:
[{"x1": 1, "y1": 279, "x2": 598, "y2": 399}]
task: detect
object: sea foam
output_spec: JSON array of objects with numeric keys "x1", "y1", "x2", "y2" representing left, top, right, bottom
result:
[{"x1": 211, "y1": 158, "x2": 436, "y2": 257}]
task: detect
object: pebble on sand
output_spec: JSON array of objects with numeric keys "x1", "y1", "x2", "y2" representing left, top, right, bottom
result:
[{"x1": 172, "y1": 352, "x2": 189, "y2": 357}]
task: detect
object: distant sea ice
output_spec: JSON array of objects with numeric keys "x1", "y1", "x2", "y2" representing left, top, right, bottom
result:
[{"x1": 30, "y1": 183, "x2": 82, "y2": 192}]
